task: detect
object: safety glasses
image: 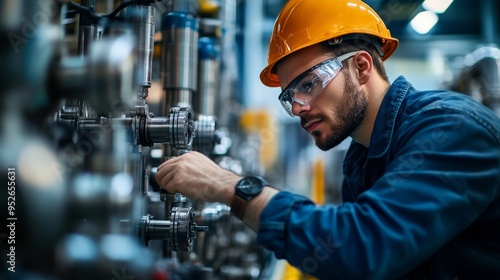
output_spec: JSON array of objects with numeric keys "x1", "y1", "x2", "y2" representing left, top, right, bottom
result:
[{"x1": 278, "y1": 52, "x2": 357, "y2": 116}]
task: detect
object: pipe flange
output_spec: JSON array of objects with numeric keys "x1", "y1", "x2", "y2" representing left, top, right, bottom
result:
[
  {"x1": 193, "y1": 115, "x2": 216, "y2": 155},
  {"x1": 168, "y1": 107, "x2": 195, "y2": 150},
  {"x1": 169, "y1": 207, "x2": 193, "y2": 251}
]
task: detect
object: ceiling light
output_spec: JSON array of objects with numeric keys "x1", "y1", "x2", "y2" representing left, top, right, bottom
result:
[
  {"x1": 410, "y1": 11, "x2": 439, "y2": 34},
  {"x1": 422, "y1": 0, "x2": 454, "y2": 14}
]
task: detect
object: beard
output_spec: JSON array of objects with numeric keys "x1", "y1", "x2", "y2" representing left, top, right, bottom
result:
[{"x1": 305, "y1": 72, "x2": 367, "y2": 151}]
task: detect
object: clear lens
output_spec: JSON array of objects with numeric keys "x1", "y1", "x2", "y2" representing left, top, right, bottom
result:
[
  {"x1": 278, "y1": 52, "x2": 357, "y2": 116},
  {"x1": 280, "y1": 97, "x2": 293, "y2": 116}
]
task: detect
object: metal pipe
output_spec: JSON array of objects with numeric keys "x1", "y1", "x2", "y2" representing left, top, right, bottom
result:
[
  {"x1": 196, "y1": 37, "x2": 220, "y2": 116},
  {"x1": 161, "y1": 11, "x2": 199, "y2": 111},
  {"x1": 78, "y1": 0, "x2": 97, "y2": 56},
  {"x1": 126, "y1": 5, "x2": 156, "y2": 88}
]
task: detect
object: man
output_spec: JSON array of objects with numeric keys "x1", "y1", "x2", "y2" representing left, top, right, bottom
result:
[{"x1": 156, "y1": 0, "x2": 500, "y2": 278}]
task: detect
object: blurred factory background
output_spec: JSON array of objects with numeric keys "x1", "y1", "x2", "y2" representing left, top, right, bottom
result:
[{"x1": 0, "y1": 0, "x2": 498, "y2": 279}]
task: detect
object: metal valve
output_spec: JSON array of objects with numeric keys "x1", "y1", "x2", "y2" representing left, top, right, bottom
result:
[
  {"x1": 139, "y1": 207, "x2": 208, "y2": 251},
  {"x1": 193, "y1": 115, "x2": 217, "y2": 155},
  {"x1": 167, "y1": 107, "x2": 196, "y2": 150},
  {"x1": 169, "y1": 207, "x2": 209, "y2": 251},
  {"x1": 140, "y1": 106, "x2": 195, "y2": 148}
]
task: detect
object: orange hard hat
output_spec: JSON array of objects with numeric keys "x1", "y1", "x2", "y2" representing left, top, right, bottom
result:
[{"x1": 260, "y1": 0, "x2": 399, "y2": 87}]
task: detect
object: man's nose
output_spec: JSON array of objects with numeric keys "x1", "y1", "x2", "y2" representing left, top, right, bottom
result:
[{"x1": 291, "y1": 101, "x2": 311, "y2": 116}]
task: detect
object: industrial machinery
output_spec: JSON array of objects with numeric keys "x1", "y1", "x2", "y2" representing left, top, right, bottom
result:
[
  {"x1": 0, "y1": 0, "x2": 270, "y2": 279},
  {"x1": 449, "y1": 45, "x2": 500, "y2": 116}
]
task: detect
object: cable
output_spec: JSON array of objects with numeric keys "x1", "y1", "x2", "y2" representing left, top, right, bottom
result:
[
  {"x1": 56, "y1": 0, "x2": 136, "y2": 20},
  {"x1": 104, "y1": 1, "x2": 135, "y2": 18}
]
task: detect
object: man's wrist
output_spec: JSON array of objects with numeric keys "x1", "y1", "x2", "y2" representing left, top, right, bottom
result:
[{"x1": 240, "y1": 186, "x2": 279, "y2": 231}]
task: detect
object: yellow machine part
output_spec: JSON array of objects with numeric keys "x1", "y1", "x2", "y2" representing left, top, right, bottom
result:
[
  {"x1": 198, "y1": 0, "x2": 220, "y2": 16},
  {"x1": 239, "y1": 109, "x2": 278, "y2": 171}
]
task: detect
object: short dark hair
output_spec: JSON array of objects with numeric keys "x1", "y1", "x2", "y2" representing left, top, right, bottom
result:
[{"x1": 318, "y1": 35, "x2": 390, "y2": 83}]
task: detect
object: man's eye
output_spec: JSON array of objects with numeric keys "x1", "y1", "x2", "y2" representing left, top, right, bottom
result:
[
  {"x1": 301, "y1": 82, "x2": 314, "y2": 93},
  {"x1": 299, "y1": 77, "x2": 320, "y2": 93}
]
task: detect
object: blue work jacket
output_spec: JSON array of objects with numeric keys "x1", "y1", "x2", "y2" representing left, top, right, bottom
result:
[{"x1": 257, "y1": 76, "x2": 500, "y2": 279}]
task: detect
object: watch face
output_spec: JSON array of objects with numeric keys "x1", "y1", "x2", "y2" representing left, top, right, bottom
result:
[{"x1": 236, "y1": 176, "x2": 266, "y2": 200}]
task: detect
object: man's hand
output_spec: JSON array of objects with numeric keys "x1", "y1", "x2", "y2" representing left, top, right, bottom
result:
[{"x1": 155, "y1": 151, "x2": 241, "y2": 205}]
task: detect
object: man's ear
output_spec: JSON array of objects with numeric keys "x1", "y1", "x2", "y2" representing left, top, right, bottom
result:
[{"x1": 353, "y1": 51, "x2": 372, "y2": 85}]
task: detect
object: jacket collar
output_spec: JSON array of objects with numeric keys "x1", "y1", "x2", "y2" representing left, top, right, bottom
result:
[{"x1": 367, "y1": 75, "x2": 412, "y2": 159}]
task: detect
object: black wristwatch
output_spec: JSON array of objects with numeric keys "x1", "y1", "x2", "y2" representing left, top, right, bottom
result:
[{"x1": 230, "y1": 176, "x2": 268, "y2": 220}]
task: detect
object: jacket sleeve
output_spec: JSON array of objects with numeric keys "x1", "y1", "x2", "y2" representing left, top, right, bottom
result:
[{"x1": 256, "y1": 108, "x2": 500, "y2": 279}]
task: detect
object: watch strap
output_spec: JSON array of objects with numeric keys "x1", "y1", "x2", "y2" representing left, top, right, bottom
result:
[{"x1": 230, "y1": 195, "x2": 247, "y2": 220}]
